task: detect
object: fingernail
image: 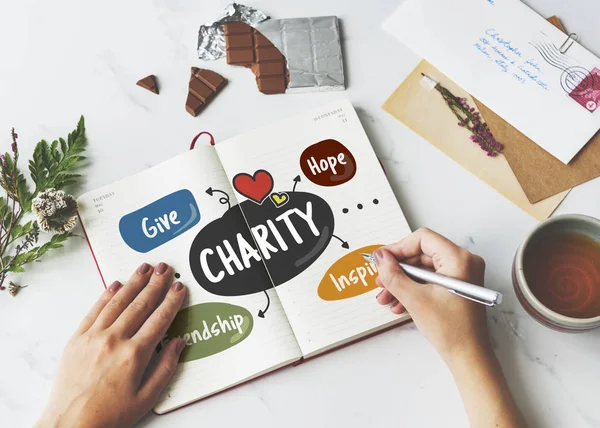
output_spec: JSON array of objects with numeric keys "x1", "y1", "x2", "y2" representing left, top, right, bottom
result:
[
  {"x1": 108, "y1": 281, "x2": 122, "y2": 292},
  {"x1": 373, "y1": 249, "x2": 383, "y2": 266},
  {"x1": 376, "y1": 290, "x2": 383, "y2": 299},
  {"x1": 155, "y1": 262, "x2": 169, "y2": 275},
  {"x1": 137, "y1": 263, "x2": 151, "y2": 274},
  {"x1": 172, "y1": 281, "x2": 184, "y2": 292},
  {"x1": 176, "y1": 339, "x2": 186, "y2": 353}
]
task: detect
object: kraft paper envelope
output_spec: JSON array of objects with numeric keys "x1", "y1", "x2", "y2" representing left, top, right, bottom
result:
[
  {"x1": 382, "y1": 60, "x2": 567, "y2": 221},
  {"x1": 476, "y1": 100, "x2": 600, "y2": 203},
  {"x1": 384, "y1": 0, "x2": 600, "y2": 164}
]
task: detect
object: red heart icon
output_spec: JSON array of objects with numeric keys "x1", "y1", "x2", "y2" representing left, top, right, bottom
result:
[{"x1": 232, "y1": 170, "x2": 274, "y2": 204}]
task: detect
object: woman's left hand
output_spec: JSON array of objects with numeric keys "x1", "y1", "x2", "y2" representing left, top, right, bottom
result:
[{"x1": 36, "y1": 262, "x2": 187, "y2": 428}]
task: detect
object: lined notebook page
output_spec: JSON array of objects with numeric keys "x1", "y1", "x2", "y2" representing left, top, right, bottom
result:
[
  {"x1": 78, "y1": 147, "x2": 301, "y2": 414},
  {"x1": 216, "y1": 99, "x2": 412, "y2": 357}
]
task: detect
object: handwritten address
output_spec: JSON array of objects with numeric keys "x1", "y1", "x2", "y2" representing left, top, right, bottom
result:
[{"x1": 473, "y1": 29, "x2": 549, "y2": 91}]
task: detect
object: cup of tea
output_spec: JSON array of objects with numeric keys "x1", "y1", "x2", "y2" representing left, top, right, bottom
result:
[{"x1": 512, "y1": 214, "x2": 600, "y2": 332}]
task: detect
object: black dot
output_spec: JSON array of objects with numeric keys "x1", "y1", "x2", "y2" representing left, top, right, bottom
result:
[
  {"x1": 175, "y1": 273, "x2": 181, "y2": 279},
  {"x1": 342, "y1": 208, "x2": 349, "y2": 214},
  {"x1": 357, "y1": 204, "x2": 363, "y2": 209},
  {"x1": 373, "y1": 199, "x2": 379, "y2": 205}
]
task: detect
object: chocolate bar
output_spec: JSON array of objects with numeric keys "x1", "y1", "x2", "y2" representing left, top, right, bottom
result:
[
  {"x1": 136, "y1": 75, "x2": 159, "y2": 94},
  {"x1": 224, "y1": 22, "x2": 288, "y2": 94},
  {"x1": 256, "y1": 17, "x2": 345, "y2": 93},
  {"x1": 185, "y1": 67, "x2": 227, "y2": 117}
]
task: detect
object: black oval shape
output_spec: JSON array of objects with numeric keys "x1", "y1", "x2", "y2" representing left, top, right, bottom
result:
[{"x1": 189, "y1": 191, "x2": 334, "y2": 296}]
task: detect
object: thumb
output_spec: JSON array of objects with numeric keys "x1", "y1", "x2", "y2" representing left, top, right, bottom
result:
[
  {"x1": 138, "y1": 338, "x2": 186, "y2": 407},
  {"x1": 374, "y1": 249, "x2": 420, "y2": 304}
]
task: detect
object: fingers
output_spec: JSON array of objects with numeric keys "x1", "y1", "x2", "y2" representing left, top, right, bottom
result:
[
  {"x1": 390, "y1": 300, "x2": 406, "y2": 314},
  {"x1": 374, "y1": 248, "x2": 420, "y2": 305},
  {"x1": 376, "y1": 288, "x2": 407, "y2": 314},
  {"x1": 114, "y1": 263, "x2": 174, "y2": 337},
  {"x1": 403, "y1": 254, "x2": 434, "y2": 269},
  {"x1": 75, "y1": 281, "x2": 123, "y2": 335},
  {"x1": 376, "y1": 288, "x2": 396, "y2": 305},
  {"x1": 93, "y1": 263, "x2": 154, "y2": 330},
  {"x1": 137, "y1": 337, "x2": 186, "y2": 406},
  {"x1": 384, "y1": 227, "x2": 461, "y2": 270},
  {"x1": 133, "y1": 282, "x2": 187, "y2": 353}
]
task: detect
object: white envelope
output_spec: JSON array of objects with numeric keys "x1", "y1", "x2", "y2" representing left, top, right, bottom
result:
[{"x1": 384, "y1": 0, "x2": 600, "y2": 164}]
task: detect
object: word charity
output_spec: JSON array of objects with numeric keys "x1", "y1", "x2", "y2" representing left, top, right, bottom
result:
[{"x1": 200, "y1": 202, "x2": 320, "y2": 283}]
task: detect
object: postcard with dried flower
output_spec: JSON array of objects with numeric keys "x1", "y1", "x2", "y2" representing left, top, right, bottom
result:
[
  {"x1": 384, "y1": 0, "x2": 600, "y2": 164},
  {"x1": 382, "y1": 60, "x2": 568, "y2": 221}
]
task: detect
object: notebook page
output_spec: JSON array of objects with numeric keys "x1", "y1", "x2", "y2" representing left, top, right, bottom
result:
[
  {"x1": 77, "y1": 147, "x2": 301, "y2": 414},
  {"x1": 215, "y1": 99, "x2": 412, "y2": 357}
]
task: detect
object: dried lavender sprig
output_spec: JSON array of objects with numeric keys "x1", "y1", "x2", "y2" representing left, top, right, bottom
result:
[
  {"x1": 430, "y1": 80, "x2": 504, "y2": 156},
  {"x1": 444, "y1": 92, "x2": 503, "y2": 155}
]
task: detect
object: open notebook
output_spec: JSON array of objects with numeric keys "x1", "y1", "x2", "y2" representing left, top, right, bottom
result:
[{"x1": 78, "y1": 99, "x2": 412, "y2": 414}]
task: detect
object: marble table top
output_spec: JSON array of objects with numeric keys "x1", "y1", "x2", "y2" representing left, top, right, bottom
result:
[{"x1": 1, "y1": 0, "x2": 599, "y2": 427}]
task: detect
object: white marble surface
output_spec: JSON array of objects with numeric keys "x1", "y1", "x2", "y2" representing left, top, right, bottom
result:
[{"x1": 1, "y1": 0, "x2": 600, "y2": 427}]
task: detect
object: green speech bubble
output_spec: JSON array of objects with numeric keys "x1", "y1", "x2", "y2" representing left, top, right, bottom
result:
[{"x1": 163, "y1": 302, "x2": 254, "y2": 362}]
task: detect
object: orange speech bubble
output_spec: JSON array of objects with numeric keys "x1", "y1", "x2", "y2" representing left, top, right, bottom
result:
[{"x1": 318, "y1": 245, "x2": 382, "y2": 301}]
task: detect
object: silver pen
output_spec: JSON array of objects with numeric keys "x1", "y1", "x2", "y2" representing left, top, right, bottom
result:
[{"x1": 361, "y1": 253, "x2": 502, "y2": 307}]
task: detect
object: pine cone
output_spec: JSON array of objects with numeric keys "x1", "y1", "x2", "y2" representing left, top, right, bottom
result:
[{"x1": 32, "y1": 189, "x2": 78, "y2": 233}]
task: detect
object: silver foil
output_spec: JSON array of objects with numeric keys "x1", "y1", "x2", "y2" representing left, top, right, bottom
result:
[
  {"x1": 197, "y1": 3, "x2": 269, "y2": 60},
  {"x1": 256, "y1": 16, "x2": 345, "y2": 93}
]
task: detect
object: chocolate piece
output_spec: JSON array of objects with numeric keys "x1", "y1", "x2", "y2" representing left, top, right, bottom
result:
[
  {"x1": 197, "y1": 3, "x2": 269, "y2": 61},
  {"x1": 185, "y1": 68, "x2": 227, "y2": 117},
  {"x1": 224, "y1": 22, "x2": 288, "y2": 95},
  {"x1": 227, "y1": 49, "x2": 255, "y2": 65},
  {"x1": 136, "y1": 75, "x2": 159, "y2": 94}
]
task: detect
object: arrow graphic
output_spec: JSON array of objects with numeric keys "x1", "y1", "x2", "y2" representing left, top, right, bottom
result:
[
  {"x1": 292, "y1": 175, "x2": 301, "y2": 192},
  {"x1": 205, "y1": 187, "x2": 231, "y2": 210},
  {"x1": 332, "y1": 234, "x2": 350, "y2": 249},
  {"x1": 258, "y1": 289, "x2": 271, "y2": 318}
]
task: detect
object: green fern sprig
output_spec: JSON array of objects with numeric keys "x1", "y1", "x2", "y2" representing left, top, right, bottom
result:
[
  {"x1": 0, "y1": 117, "x2": 86, "y2": 293},
  {"x1": 29, "y1": 115, "x2": 86, "y2": 197}
]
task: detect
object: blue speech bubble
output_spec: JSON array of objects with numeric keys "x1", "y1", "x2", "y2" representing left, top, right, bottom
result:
[{"x1": 119, "y1": 189, "x2": 200, "y2": 253}]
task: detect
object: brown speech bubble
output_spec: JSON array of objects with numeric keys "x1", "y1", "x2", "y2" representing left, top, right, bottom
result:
[{"x1": 300, "y1": 139, "x2": 357, "y2": 187}]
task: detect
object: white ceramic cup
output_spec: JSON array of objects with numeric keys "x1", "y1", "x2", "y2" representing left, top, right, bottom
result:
[{"x1": 512, "y1": 214, "x2": 600, "y2": 332}]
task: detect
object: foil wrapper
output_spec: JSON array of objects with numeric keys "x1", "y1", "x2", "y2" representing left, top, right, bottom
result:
[
  {"x1": 256, "y1": 16, "x2": 346, "y2": 93},
  {"x1": 197, "y1": 3, "x2": 269, "y2": 60}
]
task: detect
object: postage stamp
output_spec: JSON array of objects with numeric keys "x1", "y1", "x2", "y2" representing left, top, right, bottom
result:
[{"x1": 566, "y1": 67, "x2": 600, "y2": 113}]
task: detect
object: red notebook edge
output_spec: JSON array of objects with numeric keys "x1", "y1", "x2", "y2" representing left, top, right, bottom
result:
[
  {"x1": 298, "y1": 318, "x2": 413, "y2": 365},
  {"x1": 78, "y1": 212, "x2": 107, "y2": 289}
]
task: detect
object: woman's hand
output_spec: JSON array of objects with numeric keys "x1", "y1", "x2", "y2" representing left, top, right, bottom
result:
[
  {"x1": 374, "y1": 227, "x2": 489, "y2": 362},
  {"x1": 36, "y1": 262, "x2": 187, "y2": 428},
  {"x1": 375, "y1": 228, "x2": 526, "y2": 428}
]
